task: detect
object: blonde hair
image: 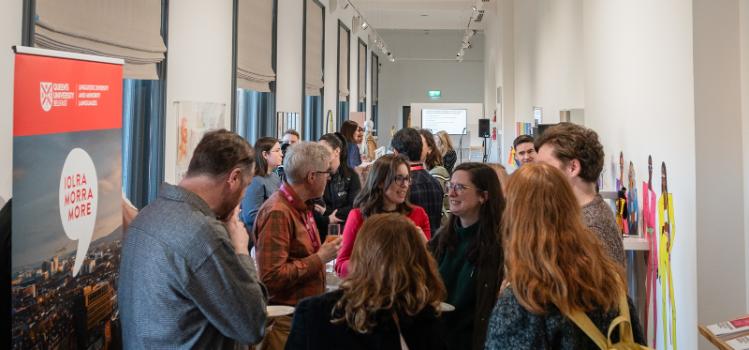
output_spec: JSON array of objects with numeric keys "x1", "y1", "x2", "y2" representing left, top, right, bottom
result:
[
  {"x1": 503, "y1": 163, "x2": 625, "y2": 315},
  {"x1": 486, "y1": 163, "x2": 509, "y2": 193},
  {"x1": 333, "y1": 214, "x2": 446, "y2": 333},
  {"x1": 435, "y1": 131, "x2": 454, "y2": 155}
]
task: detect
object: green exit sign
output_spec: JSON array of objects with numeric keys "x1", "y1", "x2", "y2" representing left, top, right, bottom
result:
[{"x1": 427, "y1": 90, "x2": 441, "y2": 99}]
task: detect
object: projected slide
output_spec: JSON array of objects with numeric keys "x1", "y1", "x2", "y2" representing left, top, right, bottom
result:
[{"x1": 422, "y1": 109, "x2": 468, "y2": 135}]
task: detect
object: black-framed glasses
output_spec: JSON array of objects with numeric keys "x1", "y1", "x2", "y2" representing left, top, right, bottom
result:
[
  {"x1": 446, "y1": 182, "x2": 474, "y2": 193},
  {"x1": 393, "y1": 175, "x2": 411, "y2": 186}
]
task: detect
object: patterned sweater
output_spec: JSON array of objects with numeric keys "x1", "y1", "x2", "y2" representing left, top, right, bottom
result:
[
  {"x1": 581, "y1": 195, "x2": 627, "y2": 266},
  {"x1": 484, "y1": 287, "x2": 645, "y2": 349}
]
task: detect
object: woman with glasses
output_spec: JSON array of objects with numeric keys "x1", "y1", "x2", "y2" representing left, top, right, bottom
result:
[
  {"x1": 241, "y1": 137, "x2": 283, "y2": 236},
  {"x1": 286, "y1": 213, "x2": 448, "y2": 349},
  {"x1": 313, "y1": 133, "x2": 362, "y2": 241},
  {"x1": 428, "y1": 162, "x2": 505, "y2": 350},
  {"x1": 335, "y1": 154, "x2": 431, "y2": 278}
]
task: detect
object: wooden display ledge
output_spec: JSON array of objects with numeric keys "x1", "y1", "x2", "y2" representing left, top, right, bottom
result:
[{"x1": 699, "y1": 323, "x2": 749, "y2": 349}]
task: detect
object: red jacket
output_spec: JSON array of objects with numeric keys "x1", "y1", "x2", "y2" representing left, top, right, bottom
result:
[{"x1": 335, "y1": 206, "x2": 431, "y2": 277}]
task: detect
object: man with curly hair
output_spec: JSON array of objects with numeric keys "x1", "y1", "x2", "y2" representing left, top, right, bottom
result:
[{"x1": 535, "y1": 123, "x2": 626, "y2": 266}]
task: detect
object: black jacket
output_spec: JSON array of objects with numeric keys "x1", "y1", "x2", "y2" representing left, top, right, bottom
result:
[
  {"x1": 428, "y1": 231, "x2": 503, "y2": 350},
  {"x1": 314, "y1": 168, "x2": 361, "y2": 239},
  {"x1": 285, "y1": 290, "x2": 448, "y2": 350}
]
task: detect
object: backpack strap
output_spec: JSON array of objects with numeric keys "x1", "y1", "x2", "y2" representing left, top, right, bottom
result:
[
  {"x1": 556, "y1": 276, "x2": 636, "y2": 349},
  {"x1": 564, "y1": 308, "x2": 609, "y2": 349}
]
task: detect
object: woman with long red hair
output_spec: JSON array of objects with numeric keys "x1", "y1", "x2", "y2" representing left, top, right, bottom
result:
[{"x1": 484, "y1": 163, "x2": 644, "y2": 349}]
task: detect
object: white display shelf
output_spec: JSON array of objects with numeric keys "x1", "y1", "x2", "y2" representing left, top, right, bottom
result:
[{"x1": 623, "y1": 236, "x2": 650, "y2": 251}]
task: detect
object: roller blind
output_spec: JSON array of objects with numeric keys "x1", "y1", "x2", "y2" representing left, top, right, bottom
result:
[
  {"x1": 338, "y1": 27, "x2": 349, "y2": 99},
  {"x1": 358, "y1": 42, "x2": 366, "y2": 103},
  {"x1": 237, "y1": 0, "x2": 276, "y2": 92},
  {"x1": 305, "y1": 1, "x2": 324, "y2": 96},
  {"x1": 35, "y1": 0, "x2": 167, "y2": 80}
]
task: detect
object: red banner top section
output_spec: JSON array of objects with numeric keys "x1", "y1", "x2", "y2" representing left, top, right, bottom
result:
[{"x1": 13, "y1": 53, "x2": 123, "y2": 136}]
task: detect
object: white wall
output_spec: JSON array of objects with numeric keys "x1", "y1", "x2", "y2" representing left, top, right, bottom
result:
[
  {"x1": 410, "y1": 103, "x2": 485, "y2": 149},
  {"x1": 164, "y1": 0, "x2": 234, "y2": 184},
  {"x1": 499, "y1": 0, "x2": 517, "y2": 166},
  {"x1": 0, "y1": 1, "x2": 22, "y2": 202},
  {"x1": 378, "y1": 29, "x2": 485, "y2": 148},
  {"x1": 513, "y1": 0, "x2": 584, "y2": 125},
  {"x1": 693, "y1": 3, "x2": 748, "y2": 349},
  {"x1": 583, "y1": 1, "x2": 698, "y2": 348},
  {"x1": 741, "y1": 0, "x2": 749, "y2": 311}
]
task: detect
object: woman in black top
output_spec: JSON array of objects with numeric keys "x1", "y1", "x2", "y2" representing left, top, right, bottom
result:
[
  {"x1": 429, "y1": 162, "x2": 505, "y2": 350},
  {"x1": 314, "y1": 133, "x2": 361, "y2": 240},
  {"x1": 286, "y1": 213, "x2": 447, "y2": 350}
]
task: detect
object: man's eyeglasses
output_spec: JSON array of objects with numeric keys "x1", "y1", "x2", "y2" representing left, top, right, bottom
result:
[
  {"x1": 313, "y1": 170, "x2": 334, "y2": 179},
  {"x1": 445, "y1": 182, "x2": 474, "y2": 193},
  {"x1": 393, "y1": 175, "x2": 412, "y2": 186}
]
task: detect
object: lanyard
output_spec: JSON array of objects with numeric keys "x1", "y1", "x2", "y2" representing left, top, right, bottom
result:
[
  {"x1": 279, "y1": 183, "x2": 320, "y2": 252},
  {"x1": 410, "y1": 164, "x2": 425, "y2": 172}
]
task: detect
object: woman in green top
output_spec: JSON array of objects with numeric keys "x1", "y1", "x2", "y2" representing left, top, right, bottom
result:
[{"x1": 428, "y1": 162, "x2": 505, "y2": 350}]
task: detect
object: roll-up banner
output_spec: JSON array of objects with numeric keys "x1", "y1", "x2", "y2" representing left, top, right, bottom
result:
[{"x1": 11, "y1": 46, "x2": 123, "y2": 349}]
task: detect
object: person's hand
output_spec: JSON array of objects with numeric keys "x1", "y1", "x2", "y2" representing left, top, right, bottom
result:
[
  {"x1": 316, "y1": 236, "x2": 341, "y2": 263},
  {"x1": 328, "y1": 209, "x2": 342, "y2": 224},
  {"x1": 314, "y1": 204, "x2": 326, "y2": 215},
  {"x1": 223, "y1": 205, "x2": 250, "y2": 256}
]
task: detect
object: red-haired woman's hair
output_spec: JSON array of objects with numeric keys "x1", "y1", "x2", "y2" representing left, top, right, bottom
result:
[{"x1": 503, "y1": 163, "x2": 625, "y2": 314}]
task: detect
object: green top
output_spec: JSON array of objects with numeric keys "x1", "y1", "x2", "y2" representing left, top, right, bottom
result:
[{"x1": 437, "y1": 221, "x2": 479, "y2": 350}]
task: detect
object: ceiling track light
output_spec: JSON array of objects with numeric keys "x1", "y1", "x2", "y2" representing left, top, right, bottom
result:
[{"x1": 345, "y1": 0, "x2": 395, "y2": 62}]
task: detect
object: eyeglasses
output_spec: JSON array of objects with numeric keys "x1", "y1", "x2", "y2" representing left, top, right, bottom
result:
[
  {"x1": 393, "y1": 175, "x2": 412, "y2": 186},
  {"x1": 445, "y1": 182, "x2": 474, "y2": 193},
  {"x1": 313, "y1": 170, "x2": 334, "y2": 179}
]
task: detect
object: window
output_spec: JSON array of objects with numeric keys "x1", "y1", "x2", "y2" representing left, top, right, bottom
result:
[
  {"x1": 371, "y1": 52, "x2": 380, "y2": 131},
  {"x1": 337, "y1": 22, "x2": 351, "y2": 129},
  {"x1": 235, "y1": 0, "x2": 277, "y2": 143},
  {"x1": 303, "y1": 0, "x2": 325, "y2": 140},
  {"x1": 122, "y1": 78, "x2": 166, "y2": 207},
  {"x1": 357, "y1": 39, "x2": 367, "y2": 115}
]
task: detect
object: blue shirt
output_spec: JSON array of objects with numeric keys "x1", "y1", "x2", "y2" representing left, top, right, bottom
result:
[
  {"x1": 347, "y1": 142, "x2": 362, "y2": 169},
  {"x1": 119, "y1": 184, "x2": 267, "y2": 349}
]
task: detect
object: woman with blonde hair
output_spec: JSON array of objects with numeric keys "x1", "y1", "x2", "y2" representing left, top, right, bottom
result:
[
  {"x1": 484, "y1": 163, "x2": 644, "y2": 349},
  {"x1": 286, "y1": 213, "x2": 448, "y2": 349},
  {"x1": 434, "y1": 130, "x2": 457, "y2": 173},
  {"x1": 486, "y1": 163, "x2": 509, "y2": 194}
]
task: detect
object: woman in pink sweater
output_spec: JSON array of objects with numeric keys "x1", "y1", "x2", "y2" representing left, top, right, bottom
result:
[{"x1": 335, "y1": 154, "x2": 431, "y2": 277}]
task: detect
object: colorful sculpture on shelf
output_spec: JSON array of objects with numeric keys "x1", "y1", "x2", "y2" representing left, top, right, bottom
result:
[
  {"x1": 615, "y1": 152, "x2": 629, "y2": 235},
  {"x1": 658, "y1": 161, "x2": 676, "y2": 350},
  {"x1": 627, "y1": 161, "x2": 639, "y2": 236},
  {"x1": 642, "y1": 155, "x2": 659, "y2": 348}
]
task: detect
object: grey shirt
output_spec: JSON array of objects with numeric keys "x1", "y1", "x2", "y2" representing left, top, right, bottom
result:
[
  {"x1": 241, "y1": 173, "x2": 282, "y2": 230},
  {"x1": 581, "y1": 195, "x2": 627, "y2": 266},
  {"x1": 119, "y1": 184, "x2": 267, "y2": 349}
]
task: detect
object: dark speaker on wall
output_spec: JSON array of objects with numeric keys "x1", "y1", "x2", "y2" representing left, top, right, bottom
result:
[{"x1": 478, "y1": 118, "x2": 490, "y2": 138}]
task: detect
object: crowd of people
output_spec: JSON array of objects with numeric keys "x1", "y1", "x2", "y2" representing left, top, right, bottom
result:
[{"x1": 118, "y1": 122, "x2": 644, "y2": 349}]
